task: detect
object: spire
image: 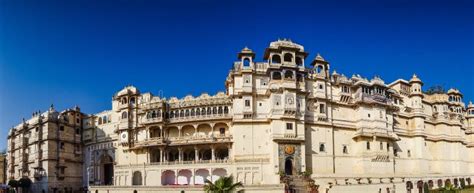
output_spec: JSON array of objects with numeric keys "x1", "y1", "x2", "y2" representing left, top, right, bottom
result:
[{"x1": 49, "y1": 104, "x2": 55, "y2": 112}]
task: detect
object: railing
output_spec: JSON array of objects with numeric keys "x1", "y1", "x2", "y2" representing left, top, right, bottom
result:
[
  {"x1": 354, "y1": 92, "x2": 392, "y2": 105},
  {"x1": 168, "y1": 113, "x2": 231, "y2": 123},
  {"x1": 115, "y1": 159, "x2": 230, "y2": 169},
  {"x1": 141, "y1": 117, "x2": 163, "y2": 124}
]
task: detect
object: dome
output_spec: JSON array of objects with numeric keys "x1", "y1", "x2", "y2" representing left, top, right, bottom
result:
[
  {"x1": 409, "y1": 74, "x2": 422, "y2": 84},
  {"x1": 268, "y1": 38, "x2": 304, "y2": 51}
]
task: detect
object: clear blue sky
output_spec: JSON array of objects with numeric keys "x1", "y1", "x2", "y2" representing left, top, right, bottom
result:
[{"x1": 0, "y1": 0, "x2": 473, "y2": 149}]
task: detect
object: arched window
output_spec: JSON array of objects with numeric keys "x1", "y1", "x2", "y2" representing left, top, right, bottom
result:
[
  {"x1": 185, "y1": 110, "x2": 190, "y2": 117},
  {"x1": 103, "y1": 116, "x2": 107, "y2": 123},
  {"x1": 191, "y1": 109, "x2": 195, "y2": 116},
  {"x1": 284, "y1": 71, "x2": 294, "y2": 79},
  {"x1": 284, "y1": 53, "x2": 293, "y2": 62},
  {"x1": 122, "y1": 111, "x2": 128, "y2": 119},
  {"x1": 213, "y1": 107, "x2": 217, "y2": 114},
  {"x1": 218, "y1": 107, "x2": 223, "y2": 114},
  {"x1": 296, "y1": 74, "x2": 303, "y2": 82},
  {"x1": 201, "y1": 108, "x2": 206, "y2": 115},
  {"x1": 319, "y1": 143, "x2": 325, "y2": 152},
  {"x1": 316, "y1": 65, "x2": 324, "y2": 73},
  {"x1": 196, "y1": 109, "x2": 200, "y2": 116},
  {"x1": 122, "y1": 97, "x2": 128, "y2": 104},
  {"x1": 132, "y1": 171, "x2": 142, "y2": 185},
  {"x1": 366, "y1": 141, "x2": 370, "y2": 150},
  {"x1": 98, "y1": 117, "x2": 103, "y2": 125},
  {"x1": 272, "y1": 72, "x2": 282, "y2": 80},
  {"x1": 243, "y1": 58, "x2": 250, "y2": 67},
  {"x1": 295, "y1": 57, "x2": 303, "y2": 66},
  {"x1": 224, "y1": 106, "x2": 229, "y2": 114},
  {"x1": 207, "y1": 108, "x2": 212, "y2": 115},
  {"x1": 180, "y1": 110, "x2": 184, "y2": 117},
  {"x1": 151, "y1": 111, "x2": 157, "y2": 118},
  {"x1": 271, "y1": 55, "x2": 281, "y2": 64},
  {"x1": 170, "y1": 111, "x2": 174, "y2": 118},
  {"x1": 130, "y1": 97, "x2": 136, "y2": 105}
]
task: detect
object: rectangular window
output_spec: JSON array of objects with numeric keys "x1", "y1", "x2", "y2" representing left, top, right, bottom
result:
[
  {"x1": 380, "y1": 142, "x2": 383, "y2": 150},
  {"x1": 366, "y1": 141, "x2": 370, "y2": 150},
  {"x1": 59, "y1": 126, "x2": 64, "y2": 131},
  {"x1": 245, "y1": 100, "x2": 250, "y2": 107},
  {"x1": 286, "y1": 123, "x2": 293, "y2": 130},
  {"x1": 319, "y1": 104, "x2": 325, "y2": 114},
  {"x1": 319, "y1": 143, "x2": 326, "y2": 152}
]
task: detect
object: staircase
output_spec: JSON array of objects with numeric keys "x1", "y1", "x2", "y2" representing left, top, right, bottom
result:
[{"x1": 283, "y1": 176, "x2": 319, "y2": 193}]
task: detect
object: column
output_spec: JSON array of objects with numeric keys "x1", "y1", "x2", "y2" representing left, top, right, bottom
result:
[
  {"x1": 160, "y1": 148, "x2": 164, "y2": 163},
  {"x1": 195, "y1": 146, "x2": 199, "y2": 162},
  {"x1": 175, "y1": 169, "x2": 178, "y2": 185},
  {"x1": 178, "y1": 147, "x2": 183, "y2": 162},
  {"x1": 178, "y1": 126, "x2": 182, "y2": 138},
  {"x1": 211, "y1": 145, "x2": 215, "y2": 162},
  {"x1": 191, "y1": 169, "x2": 195, "y2": 185},
  {"x1": 227, "y1": 144, "x2": 232, "y2": 161}
]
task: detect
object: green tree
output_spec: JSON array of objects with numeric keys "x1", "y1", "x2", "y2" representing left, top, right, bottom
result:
[{"x1": 203, "y1": 175, "x2": 243, "y2": 193}]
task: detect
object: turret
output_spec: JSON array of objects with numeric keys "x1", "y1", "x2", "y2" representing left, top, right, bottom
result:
[
  {"x1": 237, "y1": 47, "x2": 255, "y2": 69},
  {"x1": 310, "y1": 53, "x2": 330, "y2": 79},
  {"x1": 409, "y1": 74, "x2": 423, "y2": 109}
]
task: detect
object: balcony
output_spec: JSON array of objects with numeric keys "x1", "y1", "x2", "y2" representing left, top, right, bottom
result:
[
  {"x1": 168, "y1": 113, "x2": 231, "y2": 124},
  {"x1": 354, "y1": 92, "x2": 393, "y2": 106},
  {"x1": 141, "y1": 117, "x2": 163, "y2": 125},
  {"x1": 133, "y1": 137, "x2": 166, "y2": 148},
  {"x1": 167, "y1": 134, "x2": 233, "y2": 145}
]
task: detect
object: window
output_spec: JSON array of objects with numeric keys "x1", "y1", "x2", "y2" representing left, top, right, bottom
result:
[
  {"x1": 219, "y1": 128, "x2": 225, "y2": 135},
  {"x1": 394, "y1": 149, "x2": 398, "y2": 157},
  {"x1": 271, "y1": 55, "x2": 281, "y2": 64},
  {"x1": 60, "y1": 142, "x2": 65, "y2": 150},
  {"x1": 60, "y1": 167, "x2": 65, "y2": 174},
  {"x1": 284, "y1": 71, "x2": 294, "y2": 79},
  {"x1": 341, "y1": 86, "x2": 349, "y2": 93},
  {"x1": 380, "y1": 142, "x2": 383, "y2": 150},
  {"x1": 130, "y1": 97, "x2": 136, "y2": 104},
  {"x1": 319, "y1": 143, "x2": 325, "y2": 152},
  {"x1": 319, "y1": 84, "x2": 323, "y2": 89},
  {"x1": 245, "y1": 100, "x2": 250, "y2": 107},
  {"x1": 35, "y1": 127, "x2": 39, "y2": 132},
  {"x1": 343, "y1": 145, "x2": 348, "y2": 154},
  {"x1": 284, "y1": 53, "x2": 293, "y2": 62},
  {"x1": 75, "y1": 128, "x2": 80, "y2": 135},
  {"x1": 366, "y1": 141, "x2": 370, "y2": 150},
  {"x1": 272, "y1": 72, "x2": 282, "y2": 80},
  {"x1": 407, "y1": 150, "x2": 411, "y2": 157},
  {"x1": 295, "y1": 57, "x2": 303, "y2": 66},
  {"x1": 122, "y1": 111, "x2": 128, "y2": 119},
  {"x1": 316, "y1": 65, "x2": 323, "y2": 73},
  {"x1": 368, "y1": 114, "x2": 371, "y2": 118},
  {"x1": 319, "y1": 104, "x2": 325, "y2": 114},
  {"x1": 286, "y1": 123, "x2": 293, "y2": 130},
  {"x1": 243, "y1": 58, "x2": 250, "y2": 67},
  {"x1": 60, "y1": 126, "x2": 64, "y2": 131},
  {"x1": 98, "y1": 117, "x2": 102, "y2": 125},
  {"x1": 387, "y1": 143, "x2": 390, "y2": 152}
]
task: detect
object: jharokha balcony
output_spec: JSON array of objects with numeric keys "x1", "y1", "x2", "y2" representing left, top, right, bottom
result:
[{"x1": 132, "y1": 134, "x2": 233, "y2": 149}]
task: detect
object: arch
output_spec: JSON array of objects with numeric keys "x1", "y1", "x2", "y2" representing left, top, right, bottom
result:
[
  {"x1": 121, "y1": 111, "x2": 128, "y2": 119},
  {"x1": 161, "y1": 170, "x2": 176, "y2": 185},
  {"x1": 133, "y1": 190, "x2": 137, "y2": 193},
  {"x1": 406, "y1": 181, "x2": 413, "y2": 190},
  {"x1": 243, "y1": 58, "x2": 251, "y2": 67},
  {"x1": 132, "y1": 171, "x2": 142, "y2": 185},
  {"x1": 197, "y1": 124, "x2": 212, "y2": 137},
  {"x1": 177, "y1": 169, "x2": 192, "y2": 185},
  {"x1": 99, "y1": 153, "x2": 114, "y2": 185},
  {"x1": 121, "y1": 97, "x2": 128, "y2": 104},
  {"x1": 182, "y1": 148, "x2": 195, "y2": 161},
  {"x1": 272, "y1": 71, "x2": 282, "y2": 80},
  {"x1": 211, "y1": 168, "x2": 227, "y2": 183},
  {"x1": 295, "y1": 57, "x2": 303, "y2": 66},
  {"x1": 215, "y1": 147, "x2": 229, "y2": 160},
  {"x1": 428, "y1": 180, "x2": 434, "y2": 189},
  {"x1": 167, "y1": 148, "x2": 179, "y2": 162},
  {"x1": 181, "y1": 125, "x2": 195, "y2": 138},
  {"x1": 130, "y1": 97, "x2": 136, "y2": 105},
  {"x1": 437, "y1": 179, "x2": 443, "y2": 188},
  {"x1": 150, "y1": 148, "x2": 161, "y2": 162},
  {"x1": 316, "y1": 65, "x2": 324, "y2": 73},
  {"x1": 98, "y1": 117, "x2": 103, "y2": 125},
  {"x1": 284, "y1": 71, "x2": 294, "y2": 79},
  {"x1": 271, "y1": 55, "x2": 281, "y2": 64},
  {"x1": 284, "y1": 53, "x2": 293, "y2": 62},
  {"x1": 454, "y1": 178, "x2": 459, "y2": 187},
  {"x1": 167, "y1": 127, "x2": 179, "y2": 138},
  {"x1": 200, "y1": 148, "x2": 212, "y2": 160},
  {"x1": 201, "y1": 108, "x2": 206, "y2": 115},
  {"x1": 445, "y1": 179, "x2": 451, "y2": 186},
  {"x1": 149, "y1": 126, "x2": 161, "y2": 138},
  {"x1": 194, "y1": 169, "x2": 210, "y2": 185},
  {"x1": 285, "y1": 157, "x2": 294, "y2": 175},
  {"x1": 224, "y1": 106, "x2": 229, "y2": 114}
]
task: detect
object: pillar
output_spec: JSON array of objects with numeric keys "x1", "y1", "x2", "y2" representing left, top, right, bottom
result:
[
  {"x1": 227, "y1": 144, "x2": 232, "y2": 161},
  {"x1": 211, "y1": 145, "x2": 215, "y2": 161},
  {"x1": 160, "y1": 148, "x2": 164, "y2": 163},
  {"x1": 195, "y1": 147, "x2": 199, "y2": 162},
  {"x1": 178, "y1": 147, "x2": 183, "y2": 162},
  {"x1": 191, "y1": 169, "x2": 195, "y2": 185}
]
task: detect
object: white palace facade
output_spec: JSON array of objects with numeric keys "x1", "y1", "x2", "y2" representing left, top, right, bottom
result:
[{"x1": 7, "y1": 39, "x2": 474, "y2": 193}]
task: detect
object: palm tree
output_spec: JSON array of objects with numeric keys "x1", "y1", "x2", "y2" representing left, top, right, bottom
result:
[{"x1": 203, "y1": 175, "x2": 243, "y2": 193}]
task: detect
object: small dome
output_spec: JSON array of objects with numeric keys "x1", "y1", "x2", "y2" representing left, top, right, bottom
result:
[
  {"x1": 468, "y1": 101, "x2": 474, "y2": 108},
  {"x1": 315, "y1": 53, "x2": 325, "y2": 62},
  {"x1": 447, "y1": 88, "x2": 459, "y2": 94},
  {"x1": 409, "y1": 74, "x2": 422, "y2": 83}
]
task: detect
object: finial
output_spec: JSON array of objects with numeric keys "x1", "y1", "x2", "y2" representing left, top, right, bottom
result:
[{"x1": 49, "y1": 104, "x2": 55, "y2": 112}]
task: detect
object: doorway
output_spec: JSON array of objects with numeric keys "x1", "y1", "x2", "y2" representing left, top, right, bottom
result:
[{"x1": 285, "y1": 158, "x2": 293, "y2": 175}]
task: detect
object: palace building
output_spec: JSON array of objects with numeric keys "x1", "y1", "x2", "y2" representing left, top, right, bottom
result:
[{"x1": 7, "y1": 39, "x2": 474, "y2": 193}]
